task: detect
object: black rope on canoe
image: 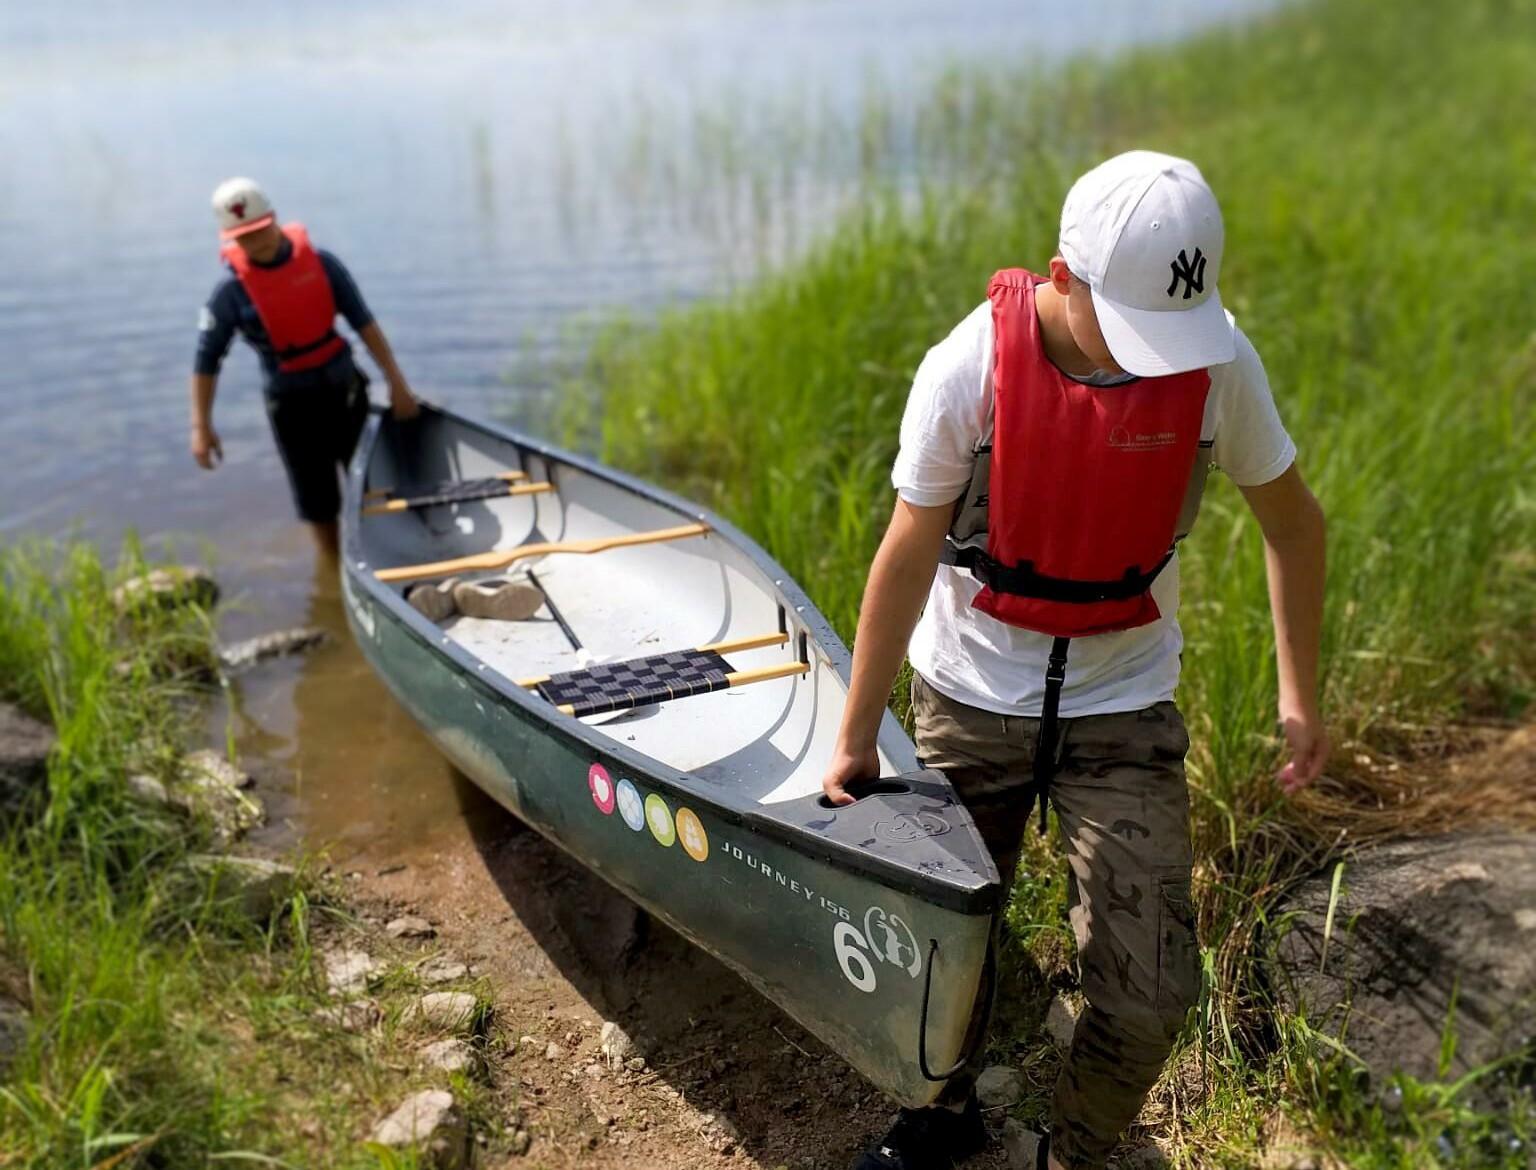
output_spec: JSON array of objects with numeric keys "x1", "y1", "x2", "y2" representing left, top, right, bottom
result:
[
  {"x1": 526, "y1": 569, "x2": 581, "y2": 652},
  {"x1": 918, "y1": 935, "x2": 998, "y2": 1082}
]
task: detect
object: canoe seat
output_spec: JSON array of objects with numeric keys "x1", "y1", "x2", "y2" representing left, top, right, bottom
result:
[
  {"x1": 363, "y1": 473, "x2": 546, "y2": 516},
  {"x1": 539, "y1": 648, "x2": 733, "y2": 718},
  {"x1": 534, "y1": 641, "x2": 809, "y2": 719}
]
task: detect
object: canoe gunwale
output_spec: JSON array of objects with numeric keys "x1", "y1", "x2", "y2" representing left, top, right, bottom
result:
[{"x1": 341, "y1": 404, "x2": 1003, "y2": 918}]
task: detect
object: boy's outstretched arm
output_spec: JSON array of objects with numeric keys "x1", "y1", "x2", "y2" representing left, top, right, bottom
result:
[
  {"x1": 822, "y1": 497, "x2": 953, "y2": 805},
  {"x1": 1238, "y1": 463, "x2": 1329, "y2": 793}
]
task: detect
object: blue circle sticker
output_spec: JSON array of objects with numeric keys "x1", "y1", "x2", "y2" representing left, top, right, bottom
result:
[{"x1": 616, "y1": 779, "x2": 645, "y2": 832}]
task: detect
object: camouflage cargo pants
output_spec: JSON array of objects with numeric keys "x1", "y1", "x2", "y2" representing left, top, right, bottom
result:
[{"x1": 913, "y1": 674, "x2": 1201, "y2": 1170}]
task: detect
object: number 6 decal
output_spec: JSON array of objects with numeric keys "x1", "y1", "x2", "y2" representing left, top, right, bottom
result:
[{"x1": 834, "y1": 921, "x2": 877, "y2": 993}]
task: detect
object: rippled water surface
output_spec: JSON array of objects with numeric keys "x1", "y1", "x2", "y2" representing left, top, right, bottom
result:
[{"x1": 1, "y1": 0, "x2": 1264, "y2": 854}]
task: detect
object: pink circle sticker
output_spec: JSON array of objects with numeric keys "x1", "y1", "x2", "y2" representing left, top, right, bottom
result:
[{"x1": 588, "y1": 763, "x2": 616, "y2": 815}]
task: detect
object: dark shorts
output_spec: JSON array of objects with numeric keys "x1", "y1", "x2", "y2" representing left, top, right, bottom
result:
[{"x1": 264, "y1": 360, "x2": 370, "y2": 524}]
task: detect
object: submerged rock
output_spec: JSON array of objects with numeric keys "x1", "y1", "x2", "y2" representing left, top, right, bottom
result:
[
  {"x1": 1271, "y1": 831, "x2": 1536, "y2": 1089},
  {"x1": 112, "y1": 566, "x2": 219, "y2": 613},
  {"x1": 177, "y1": 750, "x2": 263, "y2": 843},
  {"x1": 217, "y1": 626, "x2": 330, "y2": 672}
]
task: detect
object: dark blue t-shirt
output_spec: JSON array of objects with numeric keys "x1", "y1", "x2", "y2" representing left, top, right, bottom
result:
[{"x1": 194, "y1": 238, "x2": 374, "y2": 391}]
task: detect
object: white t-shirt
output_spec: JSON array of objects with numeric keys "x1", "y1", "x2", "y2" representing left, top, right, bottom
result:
[{"x1": 892, "y1": 300, "x2": 1296, "y2": 718}]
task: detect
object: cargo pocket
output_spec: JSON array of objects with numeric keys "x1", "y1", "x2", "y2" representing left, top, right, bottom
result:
[{"x1": 1154, "y1": 870, "x2": 1201, "y2": 1033}]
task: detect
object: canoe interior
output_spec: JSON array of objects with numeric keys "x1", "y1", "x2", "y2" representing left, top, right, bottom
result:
[{"x1": 357, "y1": 409, "x2": 913, "y2": 805}]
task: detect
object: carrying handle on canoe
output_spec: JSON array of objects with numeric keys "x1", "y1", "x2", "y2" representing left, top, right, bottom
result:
[
  {"x1": 918, "y1": 936, "x2": 998, "y2": 1082},
  {"x1": 374, "y1": 522, "x2": 710, "y2": 584}
]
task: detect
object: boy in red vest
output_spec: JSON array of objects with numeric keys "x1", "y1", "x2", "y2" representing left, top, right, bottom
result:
[
  {"x1": 826, "y1": 152, "x2": 1328, "y2": 1170},
  {"x1": 189, "y1": 177, "x2": 419, "y2": 557}
]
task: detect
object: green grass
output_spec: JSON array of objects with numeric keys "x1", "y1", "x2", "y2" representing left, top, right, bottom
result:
[
  {"x1": 0, "y1": 544, "x2": 507, "y2": 1168},
  {"x1": 577, "y1": 0, "x2": 1536, "y2": 1163}
]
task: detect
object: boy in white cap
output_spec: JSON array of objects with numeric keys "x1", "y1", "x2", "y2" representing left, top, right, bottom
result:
[
  {"x1": 190, "y1": 177, "x2": 419, "y2": 557},
  {"x1": 827, "y1": 152, "x2": 1328, "y2": 1169}
]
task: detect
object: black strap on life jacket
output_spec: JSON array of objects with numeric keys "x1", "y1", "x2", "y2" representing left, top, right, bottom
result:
[
  {"x1": 276, "y1": 327, "x2": 342, "y2": 365},
  {"x1": 944, "y1": 545, "x2": 1175, "y2": 605},
  {"x1": 1032, "y1": 636, "x2": 1071, "y2": 835}
]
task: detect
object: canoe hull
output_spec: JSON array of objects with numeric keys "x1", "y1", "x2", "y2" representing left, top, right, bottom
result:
[{"x1": 342, "y1": 567, "x2": 991, "y2": 1106}]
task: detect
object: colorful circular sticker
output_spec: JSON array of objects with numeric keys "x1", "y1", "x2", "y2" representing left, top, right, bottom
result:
[
  {"x1": 676, "y1": 807, "x2": 709, "y2": 862},
  {"x1": 588, "y1": 764, "x2": 616, "y2": 815},
  {"x1": 644, "y1": 794, "x2": 676, "y2": 847},
  {"x1": 616, "y1": 779, "x2": 645, "y2": 831}
]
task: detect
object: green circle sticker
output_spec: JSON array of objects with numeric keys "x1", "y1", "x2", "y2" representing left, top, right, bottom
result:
[{"x1": 644, "y1": 794, "x2": 676, "y2": 847}]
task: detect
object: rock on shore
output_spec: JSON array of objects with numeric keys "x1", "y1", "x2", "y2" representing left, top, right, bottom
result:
[
  {"x1": 0, "y1": 703, "x2": 53, "y2": 812},
  {"x1": 1271, "y1": 831, "x2": 1536, "y2": 1088}
]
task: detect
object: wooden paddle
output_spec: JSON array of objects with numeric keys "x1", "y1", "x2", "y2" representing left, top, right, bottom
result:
[
  {"x1": 363, "y1": 480, "x2": 551, "y2": 517},
  {"x1": 374, "y1": 522, "x2": 710, "y2": 584}
]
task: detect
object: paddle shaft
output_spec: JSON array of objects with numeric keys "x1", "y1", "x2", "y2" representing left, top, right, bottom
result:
[{"x1": 374, "y1": 522, "x2": 709, "y2": 584}]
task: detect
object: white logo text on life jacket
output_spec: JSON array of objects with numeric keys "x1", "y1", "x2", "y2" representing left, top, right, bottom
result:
[
  {"x1": 1107, "y1": 426, "x2": 1178, "y2": 451},
  {"x1": 833, "y1": 906, "x2": 922, "y2": 993}
]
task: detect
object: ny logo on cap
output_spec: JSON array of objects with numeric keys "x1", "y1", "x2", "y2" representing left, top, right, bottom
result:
[
  {"x1": 230, "y1": 200, "x2": 247, "y2": 219},
  {"x1": 1167, "y1": 248, "x2": 1206, "y2": 299}
]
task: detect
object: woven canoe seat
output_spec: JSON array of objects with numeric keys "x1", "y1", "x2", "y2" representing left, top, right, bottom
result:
[
  {"x1": 537, "y1": 648, "x2": 733, "y2": 718},
  {"x1": 387, "y1": 477, "x2": 524, "y2": 509}
]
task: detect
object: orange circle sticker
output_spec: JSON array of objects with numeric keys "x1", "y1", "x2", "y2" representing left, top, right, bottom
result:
[{"x1": 675, "y1": 808, "x2": 709, "y2": 862}]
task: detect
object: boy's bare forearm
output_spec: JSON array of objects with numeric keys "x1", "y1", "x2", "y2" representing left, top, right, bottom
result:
[
  {"x1": 359, "y1": 321, "x2": 406, "y2": 386},
  {"x1": 1264, "y1": 498, "x2": 1326, "y2": 715},
  {"x1": 190, "y1": 374, "x2": 217, "y2": 428},
  {"x1": 837, "y1": 502, "x2": 950, "y2": 752}
]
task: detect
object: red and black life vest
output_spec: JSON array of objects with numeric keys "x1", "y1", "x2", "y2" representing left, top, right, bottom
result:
[
  {"x1": 942, "y1": 268, "x2": 1216, "y2": 833},
  {"x1": 945, "y1": 268, "x2": 1213, "y2": 637},
  {"x1": 221, "y1": 223, "x2": 347, "y2": 375}
]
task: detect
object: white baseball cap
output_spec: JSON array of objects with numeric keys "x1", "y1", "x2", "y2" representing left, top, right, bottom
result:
[
  {"x1": 1058, "y1": 151, "x2": 1236, "y2": 377},
  {"x1": 211, "y1": 177, "x2": 276, "y2": 240}
]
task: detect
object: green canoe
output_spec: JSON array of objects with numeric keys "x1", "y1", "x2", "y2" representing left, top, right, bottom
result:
[{"x1": 340, "y1": 403, "x2": 1001, "y2": 1106}]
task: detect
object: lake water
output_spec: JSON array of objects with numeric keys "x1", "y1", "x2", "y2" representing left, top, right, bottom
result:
[{"x1": 0, "y1": 0, "x2": 1264, "y2": 856}]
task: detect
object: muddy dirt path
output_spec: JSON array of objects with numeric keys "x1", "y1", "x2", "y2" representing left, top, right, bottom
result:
[
  {"x1": 224, "y1": 577, "x2": 1022, "y2": 1168},
  {"x1": 339, "y1": 769, "x2": 1016, "y2": 1170}
]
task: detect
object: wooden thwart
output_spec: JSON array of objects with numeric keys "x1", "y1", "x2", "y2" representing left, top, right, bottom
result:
[
  {"x1": 363, "y1": 479, "x2": 550, "y2": 516},
  {"x1": 374, "y1": 522, "x2": 710, "y2": 584}
]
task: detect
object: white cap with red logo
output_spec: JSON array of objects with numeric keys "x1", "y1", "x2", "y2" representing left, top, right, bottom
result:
[
  {"x1": 211, "y1": 177, "x2": 276, "y2": 240},
  {"x1": 1059, "y1": 150, "x2": 1236, "y2": 378}
]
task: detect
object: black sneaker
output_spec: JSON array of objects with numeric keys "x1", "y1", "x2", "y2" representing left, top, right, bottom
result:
[{"x1": 850, "y1": 1096, "x2": 988, "y2": 1169}]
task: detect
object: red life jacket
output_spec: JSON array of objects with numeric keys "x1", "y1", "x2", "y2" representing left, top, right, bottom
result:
[
  {"x1": 958, "y1": 268, "x2": 1212, "y2": 638},
  {"x1": 221, "y1": 223, "x2": 347, "y2": 374}
]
